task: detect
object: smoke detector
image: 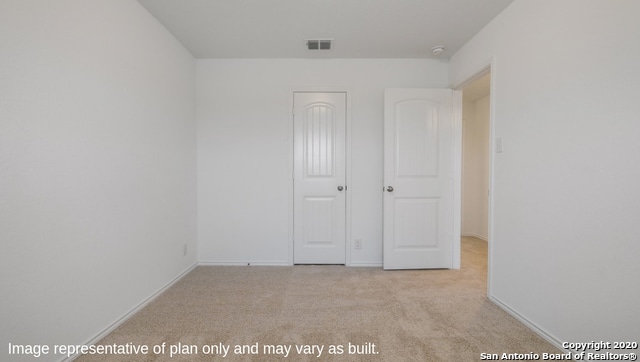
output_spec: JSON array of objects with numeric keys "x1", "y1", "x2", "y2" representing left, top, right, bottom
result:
[
  {"x1": 306, "y1": 39, "x2": 333, "y2": 51},
  {"x1": 431, "y1": 46, "x2": 445, "y2": 56}
]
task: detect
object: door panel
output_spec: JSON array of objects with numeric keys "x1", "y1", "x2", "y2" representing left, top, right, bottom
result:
[
  {"x1": 394, "y1": 198, "x2": 439, "y2": 247},
  {"x1": 294, "y1": 92, "x2": 346, "y2": 264},
  {"x1": 396, "y1": 100, "x2": 439, "y2": 177},
  {"x1": 304, "y1": 104, "x2": 335, "y2": 177},
  {"x1": 303, "y1": 196, "x2": 336, "y2": 243},
  {"x1": 384, "y1": 89, "x2": 454, "y2": 269}
]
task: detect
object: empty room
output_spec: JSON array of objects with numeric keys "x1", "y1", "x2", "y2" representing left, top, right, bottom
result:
[{"x1": 1, "y1": 0, "x2": 639, "y2": 361}]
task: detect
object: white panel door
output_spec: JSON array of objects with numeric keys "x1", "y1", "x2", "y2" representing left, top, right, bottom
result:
[
  {"x1": 383, "y1": 89, "x2": 455, "y2": 269},
  {"x1": 293, "y1": 92, "x2": 346, "y2": 264}
]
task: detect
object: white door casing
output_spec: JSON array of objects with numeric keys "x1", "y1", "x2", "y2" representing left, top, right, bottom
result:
[
  {"x1": 293, "y1": 92, "x2": 347, "y2": 264},
  {"x1": 383, "y1": 88, "x2": 456, "y2": 269}
]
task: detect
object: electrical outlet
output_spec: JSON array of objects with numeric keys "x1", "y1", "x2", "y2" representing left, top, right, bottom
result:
[
  {"x1": 354, "y1": 238, "x2": 362, "y2": 250},
  {"x1": 183, "y1": 244, "x2": 188, "y2": 256}
]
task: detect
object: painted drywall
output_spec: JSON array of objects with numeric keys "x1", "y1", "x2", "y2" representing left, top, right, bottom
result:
[
  {"x1": 0, "y1": 0, "x2": 196, "y2": 360},
  {"x1": 197, "y1": 59, "x2": 449, "y2": 265},
  {"x1": 450, "y1": 0, "x2": 640, "y2": 344},
  {"x1": 462, "y1": 96, "x2": 490, "y2": 240}
]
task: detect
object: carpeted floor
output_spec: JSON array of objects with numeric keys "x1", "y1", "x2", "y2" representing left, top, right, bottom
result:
[{"x1": 76, "y1": 237, "x2": 561, "y2": 361}]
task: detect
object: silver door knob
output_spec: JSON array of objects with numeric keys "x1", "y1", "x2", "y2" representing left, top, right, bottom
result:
[
  {"x1": 337, "y1": 186, "x2": 344, "y2": 191},
  {"x1": 386, "y1": 186, "x2": 394, "y2": 192}
]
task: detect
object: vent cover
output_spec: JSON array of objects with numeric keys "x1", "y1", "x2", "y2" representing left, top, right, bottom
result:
[{"x1": 306, "y1": 39, "x2": 332, "y2": 51}]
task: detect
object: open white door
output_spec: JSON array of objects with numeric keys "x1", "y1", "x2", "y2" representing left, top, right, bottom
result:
[
  {"x1": 293, "y1": 92, "x2": 347, "y2": 264},
  {"x1": 383, "y1": 88, "x2": 456, "y2": 269}
]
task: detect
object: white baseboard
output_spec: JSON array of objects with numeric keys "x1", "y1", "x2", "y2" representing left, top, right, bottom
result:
[
  {"x1": 198, "y1": 261, "x2": 291, "y2": 266},
  {"x1": 199, "y1": 261, "x2": 383, "y2": 267},
  {"x1": 65, "y1": 262, "x2": 198, "y2": 362},
  {"x1": 489, "y1": 295, "x2": 566, "y2": 353},
  {"x1": 348, "y1": 262, "x2": 383, "y2": 267}
]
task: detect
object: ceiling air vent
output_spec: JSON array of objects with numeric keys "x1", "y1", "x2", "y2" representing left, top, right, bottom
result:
[{"x1": 306, "y1": 39, "x2": 332, "y2": 51}]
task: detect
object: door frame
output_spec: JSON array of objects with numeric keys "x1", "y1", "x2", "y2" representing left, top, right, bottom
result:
[
  {"x1": 287, "y1": 88, "x2": 352, "y2": 266},
  {"x1": 451, "y1": 57, "x2": 496, "y2": 296}
]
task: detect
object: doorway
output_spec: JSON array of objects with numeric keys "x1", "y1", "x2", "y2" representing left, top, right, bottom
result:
[{"x1": 460, "y1": 71, "x2": 491, "y2": 288}]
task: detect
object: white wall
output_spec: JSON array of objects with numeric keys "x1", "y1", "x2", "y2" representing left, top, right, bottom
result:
[
  {"x1": 462, "y1": 96, "x2": 490, "y2": 240},
  {"x1": 197, "y1": 59, "x2": 449, "y2": 265},
  {"x1": 450, "y1": 0, "x2": 640, "y2": 344},
  {"x1": 0, "y1": 1, "x2": 196, "y2": 360}
]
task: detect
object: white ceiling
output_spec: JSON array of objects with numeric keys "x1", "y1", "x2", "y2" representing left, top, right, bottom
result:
[{"x1": 137, "y1": 0, "x2": 513, "y2": 59}]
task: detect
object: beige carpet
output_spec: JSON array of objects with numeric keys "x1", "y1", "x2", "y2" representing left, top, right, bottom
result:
[{"x1": 76, "y1": 237, "x2": 561, "y2": 361}]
